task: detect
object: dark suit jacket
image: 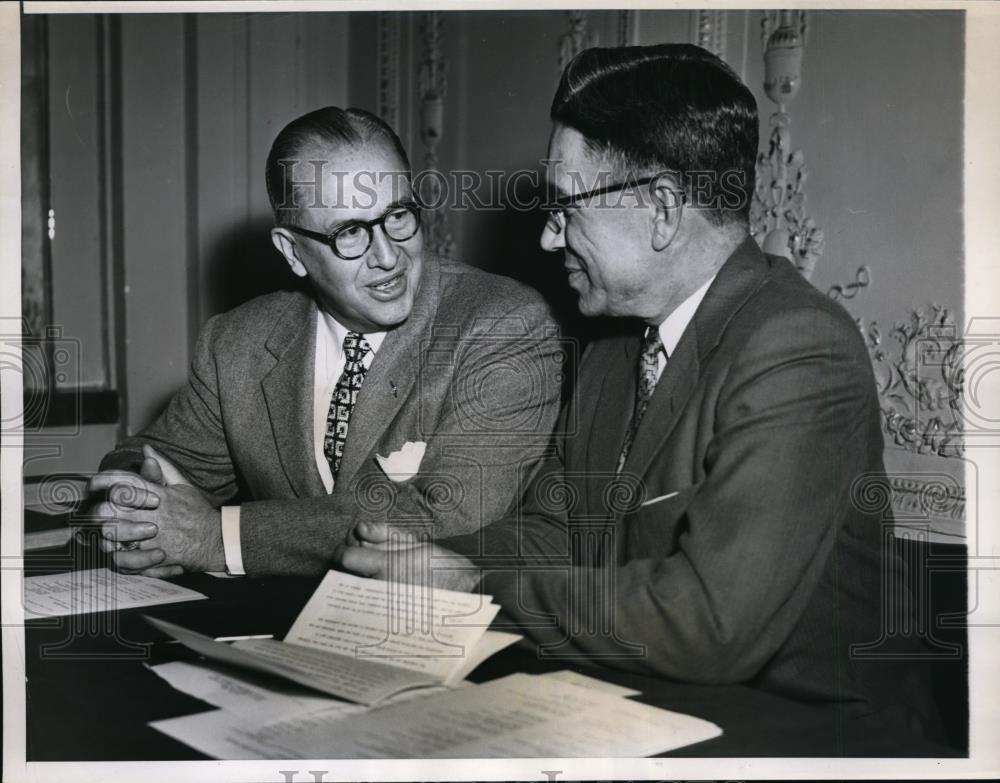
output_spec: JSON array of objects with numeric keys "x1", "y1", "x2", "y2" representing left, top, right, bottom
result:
[
  {"x1": 102, "y1": 256, "x2": 563, "y2": 576},
  {"x1": 448, "y1": 238, "x2": 939, "y2": 742}
]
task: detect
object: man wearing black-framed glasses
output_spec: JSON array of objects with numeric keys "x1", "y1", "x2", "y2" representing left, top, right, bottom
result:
[
  {"x1": 343, "y1": 44, "x2": 940, "y2": 748},
  {"x1": 91, "y1": 106, "x2": 563, "y2": 580},
  {"x1": 282, "y1": 199, "x2": 422, "y2": 261}
]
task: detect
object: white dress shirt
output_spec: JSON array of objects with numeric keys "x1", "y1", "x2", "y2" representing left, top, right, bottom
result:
[
  {"x1": 652, "y1": 273, "x2": 716, "y2": 377},
  {"x1": 221, "y1": 309, "x2": 385, "y2": 575}
]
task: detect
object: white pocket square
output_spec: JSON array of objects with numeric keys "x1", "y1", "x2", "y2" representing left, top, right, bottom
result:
[
  {"x1": 375, "y1": 441, "x2": 427, "y2": 483},
  {"x1": 640, "y1": 491, "x2": 679, "y2": 508}
]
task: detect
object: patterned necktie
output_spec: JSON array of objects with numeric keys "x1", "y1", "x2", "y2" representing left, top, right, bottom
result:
[
  {"x1": 324, "y1": 331, "x2": 372, "y2": 486},
  {"x1": 616, "y1": 326, "x2": 665, "y2": 473}
]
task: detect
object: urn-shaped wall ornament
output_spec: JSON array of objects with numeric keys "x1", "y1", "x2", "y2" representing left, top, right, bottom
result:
[
  {"x1": 750, "y1": 10, "x2": 824, "y2": 278},
  {"x1": 763, "y1": 11, "x2": 805, "y2": 106}
]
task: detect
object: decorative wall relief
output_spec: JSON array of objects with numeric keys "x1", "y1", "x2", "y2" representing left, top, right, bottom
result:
[
  {"x1": 860, "y1": 304, "x2": 964, "y2": 459},
  {"x1": 417, "y1": 12, "x2": 455, "y2": 258},
  {"x1": 558, "y1": 11, "x2": 597, "y2": 72},
  {"x1": 750, "y1": 10, "x2": 825, "y2": 279},
  {"x1": 377, "y1": 12, "x2": 400, "y2": 131},
  {"x1": 828, "y1": 265, "x2": 872, "y2": 301}
]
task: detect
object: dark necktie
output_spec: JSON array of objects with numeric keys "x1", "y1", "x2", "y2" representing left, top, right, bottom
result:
[
  {"x1": 616, "y1": 326, "x2": 665, "y2": 473},
  {"x1": 324, "y1": 331, "x2": 372, "y2": 486}
]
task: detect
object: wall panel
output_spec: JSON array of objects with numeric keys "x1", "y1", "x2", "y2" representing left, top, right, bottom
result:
[
  {"x1": 119, "y1": 14, "x2": 191, "y2": 430},
  {"x1": 46, "y1": 15, "x2": 105, "y2": 390}
]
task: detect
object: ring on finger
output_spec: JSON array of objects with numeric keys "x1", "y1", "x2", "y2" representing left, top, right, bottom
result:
[{"x1": 115, "y1": 540, "x2": 141, "y2": 552}]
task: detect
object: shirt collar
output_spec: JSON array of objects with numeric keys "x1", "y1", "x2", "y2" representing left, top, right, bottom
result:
[
  {"x1": 655, "y1": 273, "x2": 716, "y2": 359},
  {"x1": 318, "y1": 308, "x2": 387, "y2": 356}
]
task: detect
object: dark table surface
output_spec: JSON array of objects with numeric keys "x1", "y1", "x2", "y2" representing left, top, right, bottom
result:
[{"x1": 20, "y1": 541, "x2": 960, "y2": 761}]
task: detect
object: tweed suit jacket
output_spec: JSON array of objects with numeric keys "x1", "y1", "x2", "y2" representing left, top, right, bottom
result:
[
  {"x1": 102, "y1": 257, "x2": 563, "y2": 576},
  {"x1": 448, "y1": 238, "x2": 938, "y2": 741}
]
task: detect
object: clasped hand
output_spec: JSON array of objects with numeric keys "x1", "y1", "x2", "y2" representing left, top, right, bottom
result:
[
  {"x1": 338, "y1": 519, "x2": 480, "y2": 594},
  {"x1": 88, "y1": 445, "x2": 225, "y2": 577}
]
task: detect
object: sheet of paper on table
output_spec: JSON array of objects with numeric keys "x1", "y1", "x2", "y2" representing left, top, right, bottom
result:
[
  {"x1": 149, "y1": 667, "x2": 460, "y2": 760},
  {"x1": 145, "y1": 570, "x2": 520, "y2": 705},
  {"x1": 148, "y1": 659, "x2": 638, "y2": 726},
  {"x1": 22, "y1": 568, "x2": 208, "y2": 618},
  {"x1": 150, "y1": 708, "x2": 306, "y2": 759},
  {"x1": 147, "y1": 660, "x2": 356, "y2": 723},
  {"x1": 277, "y1": 672, "x2": 722, "y2": 758},
  {"x1": 538, "y1": 668, "x2": 642, "y2": 697},
  {"x1": 149, "y1": 671, "x2": 721, "y2": 759}
]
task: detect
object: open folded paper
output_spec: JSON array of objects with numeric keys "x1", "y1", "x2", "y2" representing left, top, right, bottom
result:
[
  {"x1": 146, "y1": 570, "x2": 520, "y2": 705},
  {"x1": 150, "y1": 671, "x2": 723, "y2": 758}
]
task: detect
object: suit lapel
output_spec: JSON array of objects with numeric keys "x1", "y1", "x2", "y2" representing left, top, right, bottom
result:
[
  {"x1": 334, "y1": 258, "x2": 443, "y2": 489},
  {"x1": 621, "y1": 237, "x2": 770, "y2": 484},
  {"x1": 620, "y1": 325, "x2": 701, "y2": 482},
  {"x1": 260, "y1": 292, "x2": 326, "y2": 498},
  {"x1": 582, "y1": 331, "x2": 640, "y2": 516},
  {"x1": 585, "y1": 333, "x2": 639, "y2": 473}
]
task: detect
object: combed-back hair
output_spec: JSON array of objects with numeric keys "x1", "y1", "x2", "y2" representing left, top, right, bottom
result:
[
  {"x1": 265, "y1": 106, "x2": 410, "y2": 226},
  {"x1": 551, "y1": 44, "x2": 758, "y2": 227}
]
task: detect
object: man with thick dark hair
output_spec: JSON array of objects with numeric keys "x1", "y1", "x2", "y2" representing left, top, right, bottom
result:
[
  {"x1": 343, "y1": 45, "x2": 940, "y2": 747},
  {"x1": 550, "y1": 43, "x2": 758, "y2": 227},
  {"x1": 89, "y1": 106, "x2": 563, "y2": 577}
]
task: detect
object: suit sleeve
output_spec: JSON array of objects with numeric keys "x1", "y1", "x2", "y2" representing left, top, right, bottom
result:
[
  {"x1": 456, "y1": 306, "x2": 880, "y2": 683},
  {"x1": 99, "y1": 315, "x2": 240, "y2": 507},
  {"x1": 237, "y1": 297, "x2": 566, "y2": 576}
]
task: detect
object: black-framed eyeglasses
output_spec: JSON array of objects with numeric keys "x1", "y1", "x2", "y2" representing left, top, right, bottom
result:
[
  {"x1": 283, "y1": 200, "x2": 422, "y2": 260},
  {"x1": 543, "y1": 175, "x2": 682, "y2": 232}
]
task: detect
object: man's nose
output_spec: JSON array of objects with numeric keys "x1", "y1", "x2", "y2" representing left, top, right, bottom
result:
[
  {"x1": 367, "y1": 227, "x2": 400, "y2": 269},
  {"x1": 540, "y1": 219, "x2": 565, "y2": 253}
]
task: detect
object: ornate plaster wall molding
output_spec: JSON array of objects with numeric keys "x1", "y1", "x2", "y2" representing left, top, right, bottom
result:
[
  {"x1": 860, "y1": 303, "x2": 964, "y2": 459},
  {"x1": 558, "y1": 10, "x2": 597, "y2": 72},
  {"x1": 417, "y1": 11, "x2": 455, "y2": 258},
  {"x1": 377, "y1": 12, "x2": 400, "y2": 131},
  {"x1": 692, "y1": 10, "x2": 727, "y2": 58},
  {"x1": 750, "y1": 10, "x2": 824, "y2": 279},
  {"x1": 828, "y1": 265, "x2": 872, "y2": 301}
]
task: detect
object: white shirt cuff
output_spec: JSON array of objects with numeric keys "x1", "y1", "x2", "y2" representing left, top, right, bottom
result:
[{"x1": 220, "y1": 505, "x2": 245, "y2": 576}]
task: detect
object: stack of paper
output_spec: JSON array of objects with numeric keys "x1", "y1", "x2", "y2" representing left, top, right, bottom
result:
[
  {"x1": 147, "y1": 570, "x2": 520, "y2": 705},
  {"x1": 147, "y1": 662, "x2": 447, "y2": 759},
  {"x1": 146, "y1": 570, "x2": 723, "y2": 758},
  {"x1": 149, "y1": 669, "x2": 723, "y2": 759}
]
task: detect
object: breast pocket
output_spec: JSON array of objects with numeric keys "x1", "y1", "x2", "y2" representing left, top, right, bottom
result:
[{"x1": 621, "y1": 484, "x2": 697, "y2": 559}]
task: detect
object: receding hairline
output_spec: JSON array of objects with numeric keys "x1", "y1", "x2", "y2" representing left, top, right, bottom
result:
[{"x1": 287, "y1": 137, "x2": 410, "y2": 174}]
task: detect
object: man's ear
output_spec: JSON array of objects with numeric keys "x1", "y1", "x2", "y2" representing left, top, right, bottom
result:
[
  {"x1": 270, "y1": 228, "x2": 308, "y2": 278},
  {"x1": 649, "y1": 177, "x2": 685, "y2": 252}
]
